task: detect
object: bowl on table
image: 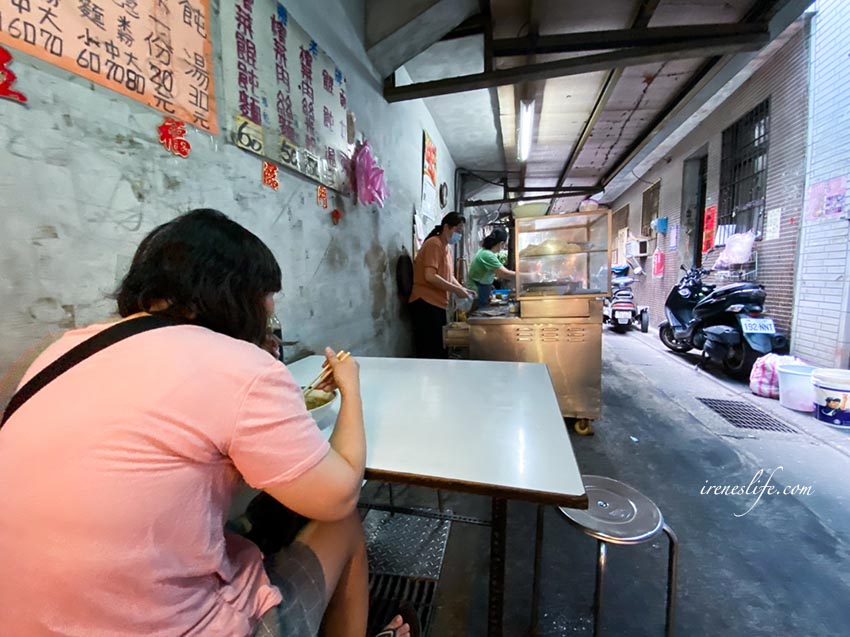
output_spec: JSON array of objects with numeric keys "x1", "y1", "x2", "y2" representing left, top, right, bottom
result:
[{"x1": 302, "y1": 387, "x2": 338, "y2": 424}]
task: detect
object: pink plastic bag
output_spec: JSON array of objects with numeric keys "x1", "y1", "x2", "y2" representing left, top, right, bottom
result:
[
  {"x1": 351, "y1": 141, "x2": 389, "y2": 207},
  {"x1": 749, "y1": 353, "x2": 801, "y2": 399}
]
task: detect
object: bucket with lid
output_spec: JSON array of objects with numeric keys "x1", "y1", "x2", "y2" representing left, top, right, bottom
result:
[
  {"x1": 812, "y1": 368, "x2": 850, "y2": 429},
  {"x1": 777, "y1": 364, "x2": 815, "y2": 412}
]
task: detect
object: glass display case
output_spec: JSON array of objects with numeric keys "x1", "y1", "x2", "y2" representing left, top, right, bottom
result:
[{"x1": 515, "y1": 210, "x2": 612, "y2": 299}]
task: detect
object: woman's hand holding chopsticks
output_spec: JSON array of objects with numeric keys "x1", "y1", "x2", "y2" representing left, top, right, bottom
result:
[{"x1": 312, "y1": 348, "x2": 359, "y2": 397}]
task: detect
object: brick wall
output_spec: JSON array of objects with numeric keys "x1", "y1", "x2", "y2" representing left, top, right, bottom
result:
[
  {"x1": 609, "y1": 19, "x2": 811, "y2": 338},
  {"x1": 792, "y1": 0, "x2": 850, "y2": 368}
]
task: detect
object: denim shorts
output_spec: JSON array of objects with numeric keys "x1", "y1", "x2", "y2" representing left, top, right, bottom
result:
[{"x1": 254, "y1": 542, "x2": 327, "y2": 637}]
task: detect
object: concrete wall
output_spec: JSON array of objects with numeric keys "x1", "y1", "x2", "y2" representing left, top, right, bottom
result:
[
  {"x1": 0, "y1": 0, "x2": 457, "y2": 403},
  {"x1": 791, "y1": 0, "x2": 850, "y2": 368},
  {"x1": 607, "y1": 22, "x2": 810, "y2": 336}
]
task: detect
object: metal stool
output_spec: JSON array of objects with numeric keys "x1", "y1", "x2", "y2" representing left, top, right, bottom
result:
[{"x1": 543, "y1": 475, "x2": 679, "y2": 636}]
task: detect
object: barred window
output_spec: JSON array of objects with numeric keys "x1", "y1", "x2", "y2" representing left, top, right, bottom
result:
[{"x1": 718, "y1": 99, "x2": 770, "y2": 239}]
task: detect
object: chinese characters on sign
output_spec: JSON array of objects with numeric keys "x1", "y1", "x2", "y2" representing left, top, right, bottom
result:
[
  {"x1": 702, "y1": 204, "x2": 717, "y2": 253},
  {"x1": 0, "y1": 44, "x2": 26, "y2": 102},
  {"x1": 221, "y1": 0, "x2": 349, "y2": 191},
  {"x1": 0, "y1": 0, "x2": 217, "y2": 131},
  {"x1": 764, "y1": 208, "x2": 781, "y2": 241},
  {"x1": 423, "y1": 133, "x2": 437, "y2": 186},
  {"x1": 157, "y1": 116, "x2": 191, "y2": 157},
  {"x1": 806, "y1": 175, "x2": 847, "y2": 220},
  {"x1": 416, "y1": 131, "x2": 438, "y2": 251},
  {"x1": 316, "y1": 185, "x2": 327, "y2": 208},
  {"x1": 668, "y1": 223, "x2": 678, "y2": 251}
]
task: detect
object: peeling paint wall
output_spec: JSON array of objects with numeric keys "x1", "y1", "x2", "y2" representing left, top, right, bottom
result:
[{"x1": 0, "y1": 0, "x2": 457, "y2": 401}]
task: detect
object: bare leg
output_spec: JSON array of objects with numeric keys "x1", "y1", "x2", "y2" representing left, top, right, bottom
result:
[
  {"x1": 275, "y1": 510, "x2": 411, "y2": 637},
  {"x1": 275, "y1": 510, "x2": 365, "y2": 637}
]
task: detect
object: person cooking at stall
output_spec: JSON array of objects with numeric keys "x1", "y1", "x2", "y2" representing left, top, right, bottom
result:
[
  {"x1": 466, "y1": 227, "x2": 516, "y2": 308},
  {"x1": 409, "y1": 212, "x2": 475, "y2": 359}
]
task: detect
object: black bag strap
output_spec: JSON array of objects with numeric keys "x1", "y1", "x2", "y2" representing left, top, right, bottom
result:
[{"x1": 1, "y1": 315, "x2": 178, "y2": 429}]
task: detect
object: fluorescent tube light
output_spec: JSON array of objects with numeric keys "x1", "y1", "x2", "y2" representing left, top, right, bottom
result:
[{"x1": 518, "y1": 100, "x2": 535, "y2": 162}]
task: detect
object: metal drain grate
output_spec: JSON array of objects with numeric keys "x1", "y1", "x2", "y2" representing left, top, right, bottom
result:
[
  {"x1": 363, "y1": 509, "x2": 451, "y2": 579},
  {"x1": 697, "y1": 398, "x2": 798, "y2": 433},
  {"x1": 368, "y1": 574, "x2": 437, "y2": 636}
]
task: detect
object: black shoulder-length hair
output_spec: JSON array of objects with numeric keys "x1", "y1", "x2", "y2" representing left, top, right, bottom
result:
[
  {"x1": 482, "y1": 227, "x2": 508, "y2": 250},
  {"x1": 115, "y1": 209, "x2": 282, "y2": 346},
  {"x1": 425, "y1": 211, "x2": 466, "y2": 240}
]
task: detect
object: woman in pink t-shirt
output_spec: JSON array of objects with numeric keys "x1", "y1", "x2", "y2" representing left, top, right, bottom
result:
[{"x1": 0, "y1": 210, "x2": 414, "y2": 637}]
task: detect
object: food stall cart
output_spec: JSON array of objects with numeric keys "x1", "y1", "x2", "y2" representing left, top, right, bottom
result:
[{"x1": 466, "y1": 209, "x2": 612, "y2": 435}]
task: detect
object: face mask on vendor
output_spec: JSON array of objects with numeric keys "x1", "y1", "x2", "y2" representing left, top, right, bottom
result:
[{"x1": 448, "y1": 232, "x2": 462, "y2": 245}]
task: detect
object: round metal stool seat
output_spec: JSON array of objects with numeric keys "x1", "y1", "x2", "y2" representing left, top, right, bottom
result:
[
  {"x1": 531, "y1": 475, "x2": 678, "y2": 637},
  {"x1": 558, "y1": 475, "x2": 664, "y2": 544}
]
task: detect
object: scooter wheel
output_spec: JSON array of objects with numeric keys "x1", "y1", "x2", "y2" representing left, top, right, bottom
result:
[
  {"x1": 659, "y1": 324, "x2": 693, "y2": 353},
  {"x1": 723, "y1": 342, "x2": 759, "y2": 380},
  {"x1": 640, "y1": 312, "x2": 649, "y2": 333},
  {"x1": 574, "y1": 419, "x2": 594, "y2": 436}
]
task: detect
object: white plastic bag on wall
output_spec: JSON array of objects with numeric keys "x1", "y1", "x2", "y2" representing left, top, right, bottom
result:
[{"x1": 715, "y1": 230, "x2": 756, "y2": 267}]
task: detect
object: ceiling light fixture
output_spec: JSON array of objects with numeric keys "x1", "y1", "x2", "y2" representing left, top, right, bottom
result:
[{"x1": 518, "y1": 100, "x2": 535, "y2": 163}]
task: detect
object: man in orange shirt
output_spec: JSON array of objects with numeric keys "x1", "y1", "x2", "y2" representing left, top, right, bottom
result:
[{"x1": 409, "y1": 212, "x2": 475, "y2": 358}]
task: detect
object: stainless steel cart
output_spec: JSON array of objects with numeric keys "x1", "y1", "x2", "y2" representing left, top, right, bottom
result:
[{"x1": 468, "y1": 210, "x2": 612, "y2": 435}]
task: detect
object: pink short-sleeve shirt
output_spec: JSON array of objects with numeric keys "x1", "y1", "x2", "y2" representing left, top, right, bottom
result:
[{"x1": 0, "y1": 322, "x2": 330, "y2": 636}]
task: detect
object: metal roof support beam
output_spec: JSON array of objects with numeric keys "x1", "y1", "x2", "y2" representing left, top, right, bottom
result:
[
  {"x1": 384, "y1": 32, "x2": 769, "y2": 102},
  {"x1": 505, "y1": 186, "x2": 599, "y2": 193},
  {"x1": 598, "y1": 0, "x2": 815, "y2": 198},
  {"x1": 492, "y1": 22, "x2": 767, "y2": 57},
  {"x1": 542, "y1": 0, "x2": 657, "y2": 215},
  {"x1": 479, "y1": 0, "x2": 493, "y2": 73},
  {"x1": 544, "y1": 70, "x2": 621, "y2": 213},
  {"x1": 440, "y1": 14, "x2": 485, "y2": 41},
  {"x1": 600, "y1": 57, "x2": 720, "y2": 188},
  {"x1": 465, "y1": 189, "x2": 601, "y2": 206}
]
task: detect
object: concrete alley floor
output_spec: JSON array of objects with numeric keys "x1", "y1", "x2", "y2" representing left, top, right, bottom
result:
[{"x1": 365, "y1": 331, "x2": 850, "y2": 636}]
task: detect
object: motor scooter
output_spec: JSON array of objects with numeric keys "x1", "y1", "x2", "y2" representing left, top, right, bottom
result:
[
  {"x1": 658, "y1": 266, "x2": 788, "y2": 378},
  {"x1": 603, "y1": 264, "x2": 649, "y2": 334}
]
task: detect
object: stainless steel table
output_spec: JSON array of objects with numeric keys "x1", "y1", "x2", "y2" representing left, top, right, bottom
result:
[{"x1": 288, "y1": 356, "x2": 588, "y2": 636}]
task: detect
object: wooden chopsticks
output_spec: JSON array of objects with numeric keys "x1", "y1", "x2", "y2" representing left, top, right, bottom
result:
[{"x1": 302, "y1": 351, "x2": 350, "y2": 395}]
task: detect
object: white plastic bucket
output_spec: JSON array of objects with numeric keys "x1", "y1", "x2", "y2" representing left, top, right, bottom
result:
[
  {"x1": 812, "y1": 368, "x2": 850, "y2": 429},
  {"x1": 777, "y1": 365, "x2": 815, "y2": 412}
]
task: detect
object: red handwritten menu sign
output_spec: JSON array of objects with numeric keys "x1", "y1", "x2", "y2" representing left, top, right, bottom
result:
[
  {"x1": 702, "y1": 204, "x2": 717, "y2": 253},
  {"x1": 0, "y1": 0, "x2": 217, "y2": 133},
  {"x1": 220, "y1": 0, "x2": 349, "y2": 191}
]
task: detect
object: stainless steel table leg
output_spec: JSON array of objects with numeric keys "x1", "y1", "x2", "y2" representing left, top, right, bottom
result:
[
  {"x1": 530, "y1": 505, "x2": 544, "y2": 636},
  {"x1": 663, "y1": 524, "x2": 679, "y2": 637},
  {"x1": 489, "y1": 497, "x2": 507, "y2": 637},
  {"x1": 593, "y1": 540, "x2": 607, "y2": 637}
]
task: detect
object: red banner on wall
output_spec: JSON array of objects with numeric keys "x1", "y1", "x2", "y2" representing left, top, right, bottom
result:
[
  {"x1": 702, "y1": 204, "x2": 717, "y2": 253},
  {"x1": 652, "y1": 248, "x2": 665, "y2": 278}
]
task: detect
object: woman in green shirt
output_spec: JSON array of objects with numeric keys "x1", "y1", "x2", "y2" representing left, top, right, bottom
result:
[{"x1": 467, "y1": 227, "x2": 516, "y2": 307}]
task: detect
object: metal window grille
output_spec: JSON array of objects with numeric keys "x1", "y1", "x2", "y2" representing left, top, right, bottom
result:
[
  {"x1": 718, "y1": 99, "x2": 770, "y2": 237},
  {"x1": 641, "y1": 182, "x2": 660, "y2": 237}
]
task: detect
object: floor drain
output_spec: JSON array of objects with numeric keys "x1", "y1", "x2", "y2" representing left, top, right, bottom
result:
[
  {"x1": 697, "y1": 398, "x2": 799, "y2": 434},
  {"x1": 368, "y1": 573, "x2": 437, "y2": 636}
]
